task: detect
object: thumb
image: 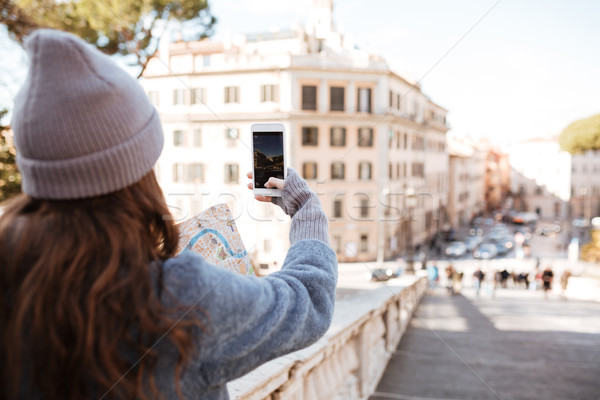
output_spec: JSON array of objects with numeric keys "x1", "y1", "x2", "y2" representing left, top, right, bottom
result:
[{"x1": 265, "y1": 177, "x2": 285, "y2": 190}]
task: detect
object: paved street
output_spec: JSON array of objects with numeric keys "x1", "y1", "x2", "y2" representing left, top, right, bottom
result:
[{"x1": 369, "y1": 287, "x2": 600, "y2": 400}]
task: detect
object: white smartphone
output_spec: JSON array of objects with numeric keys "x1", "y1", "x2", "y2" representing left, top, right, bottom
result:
[{"x1": 251, "y1": 123, "x2": 286, "y2": 197}]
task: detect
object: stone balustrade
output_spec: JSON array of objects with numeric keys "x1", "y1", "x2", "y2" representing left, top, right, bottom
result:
[{"x1": 227, "y1": 275, "x2": 428, "y2": 400}]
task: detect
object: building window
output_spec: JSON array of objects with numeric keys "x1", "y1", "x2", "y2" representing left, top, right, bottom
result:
[
  {"x1": 224, "y1": 86, "x2": 240, "y2": 103},
  {"x1": 302, "y1": 162, "x2": 318, "y2": 179},
  {"x1": 359, "y1": 162, "x2": 372, "y2": 180},
  {"x1": 330, "y1": 126, "x2": 346, "y2": 147},
  {"x1": 411, "y1": 162, "x2": 424, "y2": 178},
  {"x1": 535, "y1": 186, "x2": 543, "y2": 196},
  {"x1": 193, "y1": 129, "x2": 202, "y2": 147},
  {"x1": 301, "y1": 85, "x2": 317, "y2": 111},
  {"x1": 173, "y1": 130, "x2": 185, "y2": 147},
  {"x1": 334, "y1": 199, "x2": 343, "y2": 218},
  {"x1": 331, "y1": 162, "x2": 345, "y2": 180},
  {"x1": 203, "y1": 55, "x2": 211, "y2": 67},
  {"x1": 224, "y1": 163, "x2": 239, "y2": 184},
  {"x1": 330, "y1": 86, "x2": 345, "y2": 111},
  {"x1": 173, "y1": 89, "x2": 186, "y2": 105},
  {"x1": 172, "y1": 163, "x2": 184, "y2": 182},
  {"x1": 359, "y1": 196, "x2": 370, "y2": 218},
  {"x1": 186, "y1": 163, "x2": 205, "y2": 183},
  {"x1": 389, "y1": 90, "x2": 393, "y2": 108},
  {"x1": 359, "y1": 234, "x2": 369, "y2": 252},
  {"x1": 225, "y1": 128, "x2": 238, "y2": 147},
  {"x1": 358, "y1": 127, "x2": 373, "y2": 147},
  {"x1": 332, "y1": 235, "x2": 343, "y2": 254},
  {"x1": 302, "y1": 127, "x2": 318, "y2": 146},
  {"x1": 190, "y1": 87, "x2": 206, "y2": 105},
  {"x1": 261, "y1": 84, "x2": 278, "y2": 102},
  {"x1": 148, "y1": 90, "x2": 160, "y2": 107},
  {"x1": 388, "y1": 163, "x2": 393, "y2": 179},
  {"x1": 357, "y1": 88, "x2": 372, "y2": 113}
]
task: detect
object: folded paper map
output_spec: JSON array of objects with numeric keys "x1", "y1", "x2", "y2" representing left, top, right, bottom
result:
[{"x1": 176, "y1": 204, "x2": 254, "y2": 276}]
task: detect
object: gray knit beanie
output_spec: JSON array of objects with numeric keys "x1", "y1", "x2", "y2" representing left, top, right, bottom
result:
[{"x1": 11, "y1": 29, "x2": 164, "y2": 199}]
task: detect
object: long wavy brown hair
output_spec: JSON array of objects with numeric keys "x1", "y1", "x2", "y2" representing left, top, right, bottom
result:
[{"x1": 0, "y1": 170, "x2": 200, "y2": 400}]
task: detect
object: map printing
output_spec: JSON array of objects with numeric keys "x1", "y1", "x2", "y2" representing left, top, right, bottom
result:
[{"x1": 176, "y1": 204, "x2": 254, "y2": 276}]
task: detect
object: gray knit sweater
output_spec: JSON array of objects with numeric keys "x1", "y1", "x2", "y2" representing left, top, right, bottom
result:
[{"x1": 151, "y1": 168, "x2": 337, "y2": 399}]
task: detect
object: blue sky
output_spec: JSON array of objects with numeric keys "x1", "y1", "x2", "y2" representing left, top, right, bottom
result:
[{"x1": 2, "y1": 1, "x2": 599, "y2": 145}]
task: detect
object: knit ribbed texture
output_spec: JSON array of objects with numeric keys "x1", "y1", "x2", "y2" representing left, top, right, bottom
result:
[
  {"x1": 272, "y1": 168, "x2": 330, "y2": 244},
  {"x1": 11, "y1": 29, "x2": 164, "y2": 199}
]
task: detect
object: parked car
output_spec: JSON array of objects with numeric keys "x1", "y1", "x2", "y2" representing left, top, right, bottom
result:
[
  {"x1": 536, "y1": 227, "x2": 552, "y2": 236},
  {"x1": 572, "y1": 218, "x2": 590, "y2": 228},
  {"x1": 474, "y1": 243, "x2": 498, "y2": 259},
  {"x1": 488, "y1": 224, "x2": 511, "y2": 241},
  {"x1": 370, "y1": 268, "x2": 396, "y2": 282},
  {"x1": 493, "y1": 241, "x2": 510, "y2": 255},
  {"x1": 465, "y1": 235, "x2": 483, "y2": 251},
  {"x1": 445, "y1": 241, "x2": 467, "y2": 257},
  {"x1": 513, "y1": 212, "x2": 539, "y2": 225},
  {"x1": 403, "y1": 250, "x2": 427, "y2": 270},
  {"x1": 471, "y1": 216, "x2": 484, "y2": 226}
]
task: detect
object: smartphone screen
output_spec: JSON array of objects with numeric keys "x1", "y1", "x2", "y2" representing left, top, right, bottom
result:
[{"x1": 253, "y1": 132, "x2": 284, "y2": 189}]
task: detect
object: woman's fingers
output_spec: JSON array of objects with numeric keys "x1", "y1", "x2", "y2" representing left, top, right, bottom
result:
[
  {"x1": 265, "y1": 177, "x2": 284, "y2": 190},
  {"x1": 254, "y1": 195, "x2": 272, "y2": 203},
  {"x1": 246, "y1": 171, "x2": 279, "y2": 202}
]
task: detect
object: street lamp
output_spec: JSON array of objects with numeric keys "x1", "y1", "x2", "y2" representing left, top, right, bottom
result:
[
  {"x1": 405, "y1": 187, "x2": 417, "y2": 274},
  {"x1": 376, "y1": 187, "x2": 390, "y2": 266}
]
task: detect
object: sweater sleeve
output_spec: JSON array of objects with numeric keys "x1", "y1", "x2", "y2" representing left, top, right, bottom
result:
[
  {"x1": 161, "y1": 239, "x2": 337, "y2": 389},
  {"x1": 271, "y1": 167, "x2": 329, "y2": 245}
]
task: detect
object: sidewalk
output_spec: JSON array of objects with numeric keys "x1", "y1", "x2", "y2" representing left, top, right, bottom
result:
[{"x1": 369, "y1": 287, "x2": 600, "y2": 400}]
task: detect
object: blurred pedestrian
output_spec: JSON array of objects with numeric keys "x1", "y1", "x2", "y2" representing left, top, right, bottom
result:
[
  {"x1": 445, "y1": 264, "x2": 455, "y2": 295},
  {"x1": 542, "y1": 266, "x2": 554, "y2": 299},
  {"x1": 531, "y1": 266, "x2": 542, "y2": 290},
  {"x1": 427, "y1": 263, "x2": 440, "y2": 293},
  {"x1": 491, "y1": 270, "x2": 501, "y2": 299},
  {"x1": 517, "y1": 272, "x2": 529, "y2": 289},
  {"x1": 453, "y1": 270, "x2": 464, "y2": 294},
  {"x1": 500, "y1": 269, "x2": 509, "y2": 288},
  {"x1": 473, "y1": 267, "x2": 485, "y2": 296},
  {"x1": 560, "y1": 269, "x2": 571, "y2": 298}
]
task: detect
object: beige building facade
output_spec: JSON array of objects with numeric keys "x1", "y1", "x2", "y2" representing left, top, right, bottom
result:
[
  {"x1": 142, "y1": 0, "x2": 449, "y2": 264},
  {"x1": 570, "y1": 150, "x2": 600, "y2": 220},
  {"x1": 447, "y1": 138, "x2": 486, "y2": 228}
]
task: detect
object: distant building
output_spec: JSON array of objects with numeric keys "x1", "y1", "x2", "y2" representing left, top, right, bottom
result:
[
  {"x1": 570, "y1": 150, "x2": 600, "y2": 220},
  {"x1": 484, "y1": 148, "x2": 511, "y2": 214},
  {"x1": 142, "y1": 0, "x2": 449, "y2": 264},
  {"x1": 447, "y1": 138, "x2": 485, "y2": 228},
  {"x1": 508, "y1": 137, "x2": 570, "y2": 220}
]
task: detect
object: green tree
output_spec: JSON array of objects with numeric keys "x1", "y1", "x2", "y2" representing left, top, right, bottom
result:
[
  {"x1": 0, "y1": 0, "x2": 215, "y2": 76},
  {"x1": 0, "y1": 109, "x2": 21, "y2": 202},
  {"x1": 558, "y1": 113, "x2": 600, "y2": 155}
]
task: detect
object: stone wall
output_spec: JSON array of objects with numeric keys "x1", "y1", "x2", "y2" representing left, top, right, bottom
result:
[{"x1": 227, "y1": 276, "x2": 428, "y2": 400}]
